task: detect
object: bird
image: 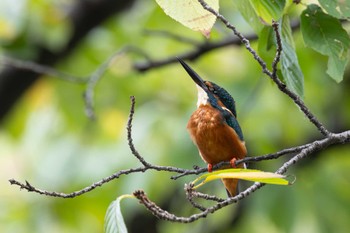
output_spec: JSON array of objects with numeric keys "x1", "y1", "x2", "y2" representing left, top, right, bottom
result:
[{"x1": 178, "y1": 58, "x2": 247, "y2": 197}]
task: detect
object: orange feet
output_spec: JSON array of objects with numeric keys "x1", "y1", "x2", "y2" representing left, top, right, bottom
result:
[
  {"x1": 230, "y1": 158, "x2": 237, "y2": 168},
  {"x1": 207, "y1": 163, "x2": 213, "y2": 172}
]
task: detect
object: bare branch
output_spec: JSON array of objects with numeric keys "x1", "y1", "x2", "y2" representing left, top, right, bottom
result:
[
  {"x1": 170, "y1": 143, "x2": 311, "y2": 180},
  {"x1": 7, "y1": 96, "x2": 195, "y2": 197},
  {"x1": 134, "y1": 130, "x2": 350, "y2": 222},
  {"x1": 127, "y1": 96, "x2": 152, "y2": 167},
  {"x1": 9, "y1": 167, "x2": 146, "y2": 198},
  {"x1": 185, "y1": 182, "x2": 225, "y2": 212},
  {"x1": 134, "y1": 182, "x2": 264, "y2": 223},
  {"x1": 185, "y1": 183, "x2": 208, "y2": 211}
]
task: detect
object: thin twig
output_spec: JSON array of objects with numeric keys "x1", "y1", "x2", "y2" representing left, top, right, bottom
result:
[
  {"x1": 190, "y1": 190, "x2": 226, "y2": 203},
  {"x1": 127, "y1": 96, "x2": 152, "y2": 167},
  {"x1": 185, "y1": 183, "x2": 207, "y2": 211},
  {"x1": 8, "y1": 167, "x2": 147, "y2": 198},
  {"x1": 0, "y1": 56, "x2": 87, "y2": 83},
  {"x1": 271, "y1": 21, "x2": 282, "y2": 78},
  {"x1": 84, "y1": 48, "x2": 128, "y2": 120}
]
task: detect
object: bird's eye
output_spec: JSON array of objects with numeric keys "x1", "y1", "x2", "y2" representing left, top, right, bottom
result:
[{"x1": 209, "y1": 87, "x2": 217, "y2": 94}]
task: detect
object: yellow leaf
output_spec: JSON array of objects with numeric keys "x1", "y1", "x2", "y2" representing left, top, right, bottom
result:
[
  {"x1": 155, "y1": 0, "x2": 219, "y2": 38},
  {"x1": 192, "y1": 168, "x2": 291, "y2": 189}
]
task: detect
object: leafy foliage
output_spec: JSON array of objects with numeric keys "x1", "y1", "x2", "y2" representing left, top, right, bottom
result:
[
  {"x1": 250, "y1": 0, "x2": 286, "y2": 25},
  {"x1": 318, "y1": 0, "x2": 350, "y2": 19},
  {"x1": 301, "y1": 4, "x2": 350, "y2": 82},
  {"x1": 164, "y1": 0, "x2": 350, "y2": 95},
  {"x1": 279, "y1": 15, "x2": 304, "y2": 97}
]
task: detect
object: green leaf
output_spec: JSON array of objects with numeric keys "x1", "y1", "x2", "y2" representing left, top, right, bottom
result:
[
  {"x1": 233, "y1": 0, "x2": 264, "y2": 33},
  {"x1": 301, "y1": 4, "x2": 350, "y2": 82},
  {"x1": 250, "y1": 0, "x2": 286, "y2": 25},
  {"x1": 258, "y1": 26, "x2": 276, "y2": 67},
  {"x1": 279, "y1": 15, "x2": 304, "y2": 98},
  {"x1": 192, "y1": 168, "x2": 291, "y2": 189},
  {"x1": 318, "y1": 0, "x2": 350, "y2": 19},
  {"x1": 104, "y1": 194, "x2": 134, "y2": 233}
]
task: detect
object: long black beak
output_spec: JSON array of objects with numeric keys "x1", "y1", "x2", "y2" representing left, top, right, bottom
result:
[{"x1": 177, "y1": 57, "x2": 209, "y2": 93}]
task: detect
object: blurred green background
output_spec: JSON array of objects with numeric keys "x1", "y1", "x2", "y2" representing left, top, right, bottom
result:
[{"x1": 1, "y1": 0, "x2": 350, "y2": 232}]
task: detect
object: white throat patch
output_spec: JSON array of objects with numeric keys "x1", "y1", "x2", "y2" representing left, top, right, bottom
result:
[{"x1": 196, "y1": 85, "x2": 209, "y2": 107}]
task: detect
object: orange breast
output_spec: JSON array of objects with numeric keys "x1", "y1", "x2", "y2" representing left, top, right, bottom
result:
[{"x1": 187, "y1": 105, "x2": 247, "y2": 165}]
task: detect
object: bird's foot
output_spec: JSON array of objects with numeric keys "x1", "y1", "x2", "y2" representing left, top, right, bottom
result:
[
  {"x1": 207, "y1": 164, "x2": 213, "y2": 172},
  {"x1": 230, "y1": 158, "x2": 237, "y2": 168}
]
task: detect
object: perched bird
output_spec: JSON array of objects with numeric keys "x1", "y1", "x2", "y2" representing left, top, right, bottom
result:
[{"x1": 178, "y1": 58, "x2": 247, "y2": 197}]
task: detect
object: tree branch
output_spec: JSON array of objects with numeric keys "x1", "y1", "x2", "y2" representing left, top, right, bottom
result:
[
  {"x1": 170, "y1": 142, "x2": 311, "y2": 180},
  {"x1": 271, "y1": 21, "x2": 283, "y2": 78},
  {"x1": 134, "y1": 130, "x2": 350, "y2": 222},
  {"x1": 197, "y1": 0, "x2": 330, "y2": 137}
]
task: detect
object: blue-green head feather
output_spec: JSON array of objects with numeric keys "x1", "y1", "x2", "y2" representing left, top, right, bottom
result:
[{"x1": 177, "y1": 58, "x2": 243, "y2": 140}]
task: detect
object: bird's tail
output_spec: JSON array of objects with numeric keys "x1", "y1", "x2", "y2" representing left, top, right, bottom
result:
[
  {"x1": 222, "y1": 178, "x2": 239, "y2": 197},
  {"x1": 221, "y1": 163, "x2": 246, "y2": 197}
]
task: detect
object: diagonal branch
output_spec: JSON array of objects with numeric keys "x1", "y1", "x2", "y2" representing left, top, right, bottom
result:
[
  {"x1": 9, "y1": 167, "x2": 147, "y2": 198},
  {"x1": 197, "y1": 0, "x2": 330, "y2": 137}
]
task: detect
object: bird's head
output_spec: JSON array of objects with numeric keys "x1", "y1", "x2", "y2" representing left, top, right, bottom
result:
[{"x1": 178, "y1": 58, "x2": 237, "y2": 117}]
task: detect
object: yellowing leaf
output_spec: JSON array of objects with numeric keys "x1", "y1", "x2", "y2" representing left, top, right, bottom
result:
[
  {"x1": 192, "y1": 168, "x2": 291, "y2": 189},
  {"x1": 155, "y1": 0, "x2": 219, "y2": 38}
]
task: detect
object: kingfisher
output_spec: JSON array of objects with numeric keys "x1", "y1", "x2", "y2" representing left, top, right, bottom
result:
[{"x1": 178, "y1": 58, "x2": 247, "y2": 197}]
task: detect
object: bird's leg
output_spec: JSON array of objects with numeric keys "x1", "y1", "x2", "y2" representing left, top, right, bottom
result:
[
  {"x1": 207, "y1": 163, "x2": 213, "y2": 172},
  {"x1": 230, "y1": 158, "x2": 237, "y2": 168}
]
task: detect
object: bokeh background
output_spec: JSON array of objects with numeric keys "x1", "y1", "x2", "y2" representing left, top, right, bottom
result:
[{"x1": 1, "y1": 0, "x2": 350, "y2": 232}]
